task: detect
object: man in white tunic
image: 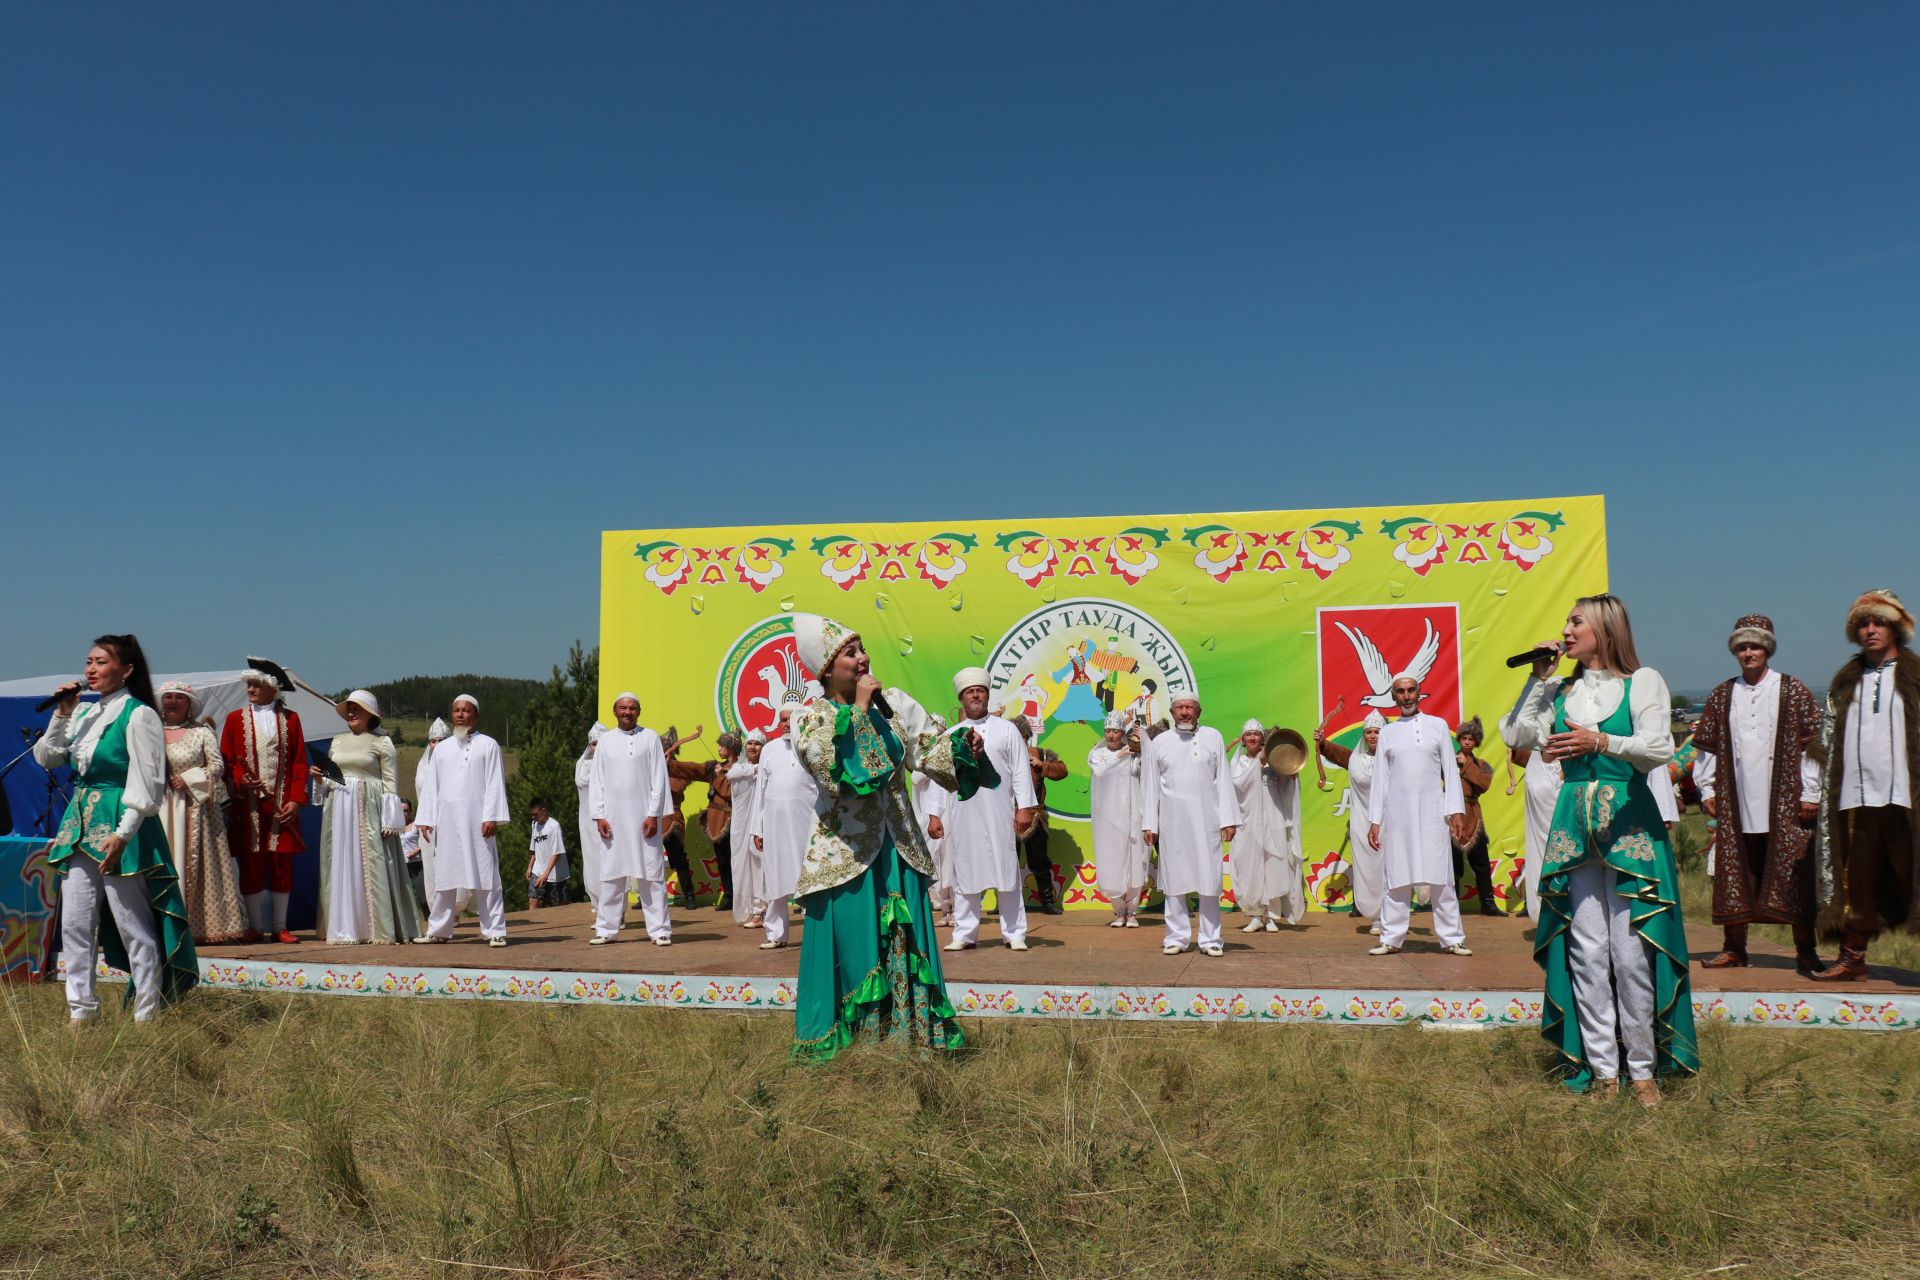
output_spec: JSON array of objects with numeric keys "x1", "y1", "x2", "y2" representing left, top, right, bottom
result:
[
  {"x1": 1089, "y1": 711, "x2": 1148, "y2": 927},
  {"x1": 943, "y1": 668, "x2": 1038, "y2": 951},
  {"x1": 414, "y1": 695, "x2": 511, "y2": 946},
  {"x1": 1230, "y1": 720, "x2": 1306, "y2": 932},
  {"x1": 753, "y1": 704, "x2": 820, "y2": 948},
  {"x1": 1367, "y1": 675, "x2": 1471, "y2": 956},
  {"x1": 1141, "y1": 693, "x2": 1241, "y2": 956},
  {"x1": 725, "y1": 730, "x2": 765, "y2": 928},
  {"x1": 588, "y1": 693, "x2": 673, "y2": 945}
]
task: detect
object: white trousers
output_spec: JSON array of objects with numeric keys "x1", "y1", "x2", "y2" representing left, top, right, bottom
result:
[
  {"x1": 764, "y1": 895, "x2": 791, "y2": 944},
  {"x1": 953, "y1": 889, "x2": 1027, "y2": 946},
  {"x1": 1164, "y1": 893, "x2": 1222, "y2": 950},
  {"x1": 1380, "y1": 881, "x2": 1465, "y2": 949},
  {"x1": 1107, "y1": 890, "x2": 1141, "y2": 917},
  {"x1": 427, "y1": 885, "x2": 505, "y2": 940},
  {"x1": 598, "y1": 877, "x2": 670, "y2": 942},
  {"x1": 62, "y1": 860, "x2": 162, "y2": 1021},
  {"x1": 1567, "y1": 857, "x2": 1656, "y2": 1082}
]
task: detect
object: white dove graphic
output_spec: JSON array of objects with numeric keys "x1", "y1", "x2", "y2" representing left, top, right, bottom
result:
[{"x1": 1334, "y1": 618, "x2": 1441, "y2": 710}]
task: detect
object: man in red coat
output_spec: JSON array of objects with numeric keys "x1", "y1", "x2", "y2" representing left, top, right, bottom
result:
[{"x1": 221, "y1": 669, "x2": 311, "y2": 943}]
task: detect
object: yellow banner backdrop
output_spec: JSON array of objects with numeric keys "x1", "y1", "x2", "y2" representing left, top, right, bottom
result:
[{"x1": 601, "y1": 495, "x2": 1607, "y2": 913}]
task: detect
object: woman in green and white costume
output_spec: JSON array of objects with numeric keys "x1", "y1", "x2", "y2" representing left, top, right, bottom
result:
[
  {"x1": 787, "y1": 613, "x2": 994, "y2": 1062},
  {"x1": 315, "y1": 690, "x2": 425, "y2": 944},
  {"x1": 35, "y1": 634, "x2": 199, "y2": 1021},
  {"x1": 1500, "y1": 594, "x2": 1697, "y2": 1103}
]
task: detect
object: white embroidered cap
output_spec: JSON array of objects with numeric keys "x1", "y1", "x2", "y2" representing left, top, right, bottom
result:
[
  {"x1": 588, "y1": 721, "x2": 606, "y2": 744},
  {"x1": 1104, "y1": 711, "x2": 1127, "y2": 731},
  {"x1": 953, "y1": 666, "x2": 991, "y2": 695},
  {"x1": 791, "y1": 613, "x2": 857, "y2": 678},
  {"x1": 745, "y1": 729, "x2": 766, "y2": 744},
  {"x1": 1363, "y1": 711, "x2": 1387, "y2": 730},
  {"x1": 1241, "y1": 717, "x2": 1262, "y2": 734},
  {"x1": 427, "y1": 717, "x2": 450, "y2": 741}
]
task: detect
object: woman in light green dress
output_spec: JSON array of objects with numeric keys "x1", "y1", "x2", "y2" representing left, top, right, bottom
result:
[
  {"x1": 315, "y1": 691, "x2": 424, "y2": 944},
  {"x1": 786, "y1": 613, "x2": 995, "y2": 1062}
]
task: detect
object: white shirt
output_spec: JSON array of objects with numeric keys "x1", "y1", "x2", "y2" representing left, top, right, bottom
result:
[
  {"x1": 1140, "y1": 724, "x2": 1243, "y2": 897},
  {"x1": 1840, "y1": 661, "x2": 1910, "y2": 811},
  {"x1": 34, "y1": 688, "x2": 166, "y2": 840},
  {"x1": 528, "y1": 816, "x2": 566, "y2": 878},
  {"x1": 1368, "y1": 712, "x2": 1465, "y2": 889},
  {"x1": 944, "y1": 714, "x2": 1038, "y2": 895},
  {"x1": 588, "y1": 725, "x2": 674, "y2": 882},
  {"x1": 251, "y1": 702, "x2": 280, "y2": 740},
  {"x1": 1501, "y1": 666, "x2": 1675, "y2": 773},
  {"x1": 1693, "y1": 669, "x2": 1823, "y2": 833}
]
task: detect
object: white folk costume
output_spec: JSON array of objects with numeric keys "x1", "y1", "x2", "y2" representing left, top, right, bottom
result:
[
  {"x1": 315, "y1": 693, "x2": 421, "y2": 944},
  {"x1": 574, "y1": 722, "x2": 607, "y2": 898},
  {"x1": 1369, "y1": 712, "x2": 1467, "y2": 951},
  {"x1": 753, "y1": 730, "x2": 822, "y2": 946},
  {"x1": 1333, "y1": 712, "x2": 1387, "y2": 920},
  {"x1": 911, "y1": 768, "x2": 956, "y2": 914},
  {"x1": 1141, "y1": 715, "x2": 1242, "y2": 953},
  {"x1": 414, "y1": 718, "x2": 451, "y2": 905},
  {"x1": 587, "y1": 701, "x2": 674, "y2": 943},
  {"x1": 157, "y1": 683, "x2": 247, "y2": 943},
  {"x1": 1088, "y1": 713, "x2": 1149, "y2": 922},
  {"x1": 727, "y1": 735, "x2": 764, "y2": 926},
  {"x1": 416, "y1": 696, "x2": 511, "y2": 942},
  {"x1": 945, "y1": 668, "x2": 1038, "y2": 948},
  {"x1": 1230, "y1": 721, "x2": 1306, "y2": 928}
]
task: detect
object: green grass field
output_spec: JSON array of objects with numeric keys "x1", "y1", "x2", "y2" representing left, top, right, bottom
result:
[{"x1": 2, "y1": 979, "x2": 1917, "y2": 1280}]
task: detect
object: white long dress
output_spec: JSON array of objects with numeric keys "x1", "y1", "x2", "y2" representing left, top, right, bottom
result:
[
  {"x1": 1141, "y1": 725, "x2": 1242, "y2": 897},
  {"x1": 945, "y1": 715, "x2": 1037, "y2": 896},
  {"x1": 414, "y1": 748, "x2": 441, "y2": 902},
  {"x1": 416, "y1": 731, "x2": 510, "y2": 892},
  {"x1": 753, "y1": 736, "x2": 819, "y2": 903},
  {"x1": 588, "y1": 726, "x2": 672, "y2": 886},
  {"x1": 1088, "y1": 745, "x2": 1148, "y2": 907},
  {"x1": 911, "y1": 769, "x2": 955, "y2": 910},
  {"x1": 726, "y1": 759, "x2": 761, "y2": 922},
  {"x1": 1230, "y1": 757, "x2": 1305, "y2": 923},
  {"x1": 1520, "y1": 753, "x2": 1561, "y2": 919},
  {"x1": 1368, "y1": 714, "x2": 1465, "y2": 891},
  {"x1": 1339, "y1": 748, "x2": 1383, "y2": 918}
]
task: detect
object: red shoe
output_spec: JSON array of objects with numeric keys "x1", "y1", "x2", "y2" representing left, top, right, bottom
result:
[
  {"x1": 242, "y1": 929, "x2": 263, "y2": 944},
  {"x1": 275, "y1": 930, "x2": 300, "y2": 944}
]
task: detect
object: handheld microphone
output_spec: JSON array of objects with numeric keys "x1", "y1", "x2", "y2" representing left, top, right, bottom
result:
[
  {"x1": 1506, "y1": 646, "x2": 1562, "y2": 670},
  {"x1": 34, "y1": 683, "x2": 83, "y2": 713},
  {"x1": 870, "y1": 689, "x2": 894, "y2": 719}
]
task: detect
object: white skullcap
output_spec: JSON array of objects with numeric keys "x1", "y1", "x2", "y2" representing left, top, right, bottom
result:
[
  {"x1": 1363, "y1": 711, "x2": 1387, "y2": 730},
  {"x1": 745, "y1": 729, "x2": 766, "y2": 744},
  {"x1": 1241, "y1": 718, "x2": 1262, "y2": 734},
  {"x1": 613, "y1": 691, "x2": 640, "y2": 708},
  {"x1": 790, "y1": 612, "x2": 857, "y2": 678},
  {"x1": 157, "y1": 680, "x2": 198, "y2": 709},
  {"x1": 588, "y1": 721, "x2": 606, "y2": 743},
  {"x1": 427, "y1": 717, "x2": 450, "y2": 741},
  {"x1": 342, "y1": 689, "x2": 382, "y2": 718},
  {"x1": 1104, "y1": 711, "x2": 1127, "y2": 730},
  {"x1": 452, "y1": 694, "x2": 478, "y2": 711},
  {"x1": 1170, "y1": 690, "x2": 1200, "y2": 706},
  {"x1": 953, "y1": 667, "x2": 991, "y2": 695}
]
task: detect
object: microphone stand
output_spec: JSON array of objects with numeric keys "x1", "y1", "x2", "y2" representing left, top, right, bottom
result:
[{"x1": 0, "y1": 729, "x2": 70, "y2": 838}]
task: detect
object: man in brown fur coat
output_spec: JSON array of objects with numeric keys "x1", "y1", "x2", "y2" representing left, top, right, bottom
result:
[{"x1": 1812, "y1": 589, "x2": 1920, "y2": 982}]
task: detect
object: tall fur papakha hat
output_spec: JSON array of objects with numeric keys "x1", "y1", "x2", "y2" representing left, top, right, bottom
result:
[
  {"x1": 1845, "y1": 590, "x2": 1915, "y2": 645},
  {"x1": 1728, "y1": 613, "x2": 1777, "y2": 656}
]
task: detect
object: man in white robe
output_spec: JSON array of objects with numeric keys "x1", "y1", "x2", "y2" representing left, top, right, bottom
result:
[
  {"x1": 1089, "y1": 711, "x2": 1148, "y2": 926},
  {"x1": 413, "y1": 717, "x2": 458, "y2": 909},
  {"x1": 1367, "y1": 675, "x2": 1471, "y2": 956},
  {"x1": 1141, "y1": 693, "x2": 1241, "y2": 956},
  {"x1": 588, "y1": 693, "x2": 673, "y2": 945},
  {"x1": 1230, "y1": 719, "x2": 1306, "y2": 931},
  {"x1": 725, "y1": 730, "x2": 764, "y2": 928},
  {"x1": 752, "y1": 705, "x2": 820, "y2": 948},
  {"x1": 573, "y1": 722, "x2": 607, "y2": 901},
  {"x1": 943, "y1": 668, "x2": 1038, "y2": 951},
  {"x1": 414, "y1": 695, "x2": 511, "y2": 945},
  {"x1": 912, "y1": 766, "x2": 955, "y2": 923}
]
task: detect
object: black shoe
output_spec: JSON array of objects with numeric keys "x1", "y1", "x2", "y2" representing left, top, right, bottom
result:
[
  {"x1": 676, "y1": 893, "x2": 698, "y2": 910},
  {"x1": 1043, "y1": 900, "x2": 1064, "y2": 915},
  {"x1": 716, "y1": 894, "x2": 733, "y2": 912}
]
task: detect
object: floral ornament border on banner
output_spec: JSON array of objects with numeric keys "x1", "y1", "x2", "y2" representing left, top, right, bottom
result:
[{"x1": 61, "y1": 959, "x2": 1920, "y2": 1031}]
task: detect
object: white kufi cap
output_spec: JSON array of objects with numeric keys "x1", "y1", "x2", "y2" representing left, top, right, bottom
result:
[
  {"x1": 452, "y1": 693, "x2": 478, "y2": 711},
  {"x1": 953, "y1": 667, "x2": 991, "y2": 695}
]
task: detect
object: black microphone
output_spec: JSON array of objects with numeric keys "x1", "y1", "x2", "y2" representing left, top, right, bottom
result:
[
  {"x1": 34, "y1": 683, "x2": 83, "y2": 713},
  {"x1": 1506, "y1": 646, "x2": 1562, "y2": 670},
  {"x1": 870, "y1": 689, "x2": 894, "y2": 719}
]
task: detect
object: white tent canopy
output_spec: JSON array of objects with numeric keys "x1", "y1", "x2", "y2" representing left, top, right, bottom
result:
[{"x1": 0, "y1": 668, "x2": 344, "y2": 738}]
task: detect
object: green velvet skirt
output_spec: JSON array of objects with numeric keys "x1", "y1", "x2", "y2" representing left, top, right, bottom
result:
[{"x1": 792, "y1": 835, "x2": 964, "y2": 1063}]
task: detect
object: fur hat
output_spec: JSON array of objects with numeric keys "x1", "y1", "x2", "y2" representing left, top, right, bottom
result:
[
  {"x1": 1728, "y1": 613, "x2": 1777, "y2": 656},
  {"x1": 1845, "y1": 590, "x2": 1914, "y2": 645},
  {"x1": 1457, "y1": 715, "x2": 1484, "y2": 744}
]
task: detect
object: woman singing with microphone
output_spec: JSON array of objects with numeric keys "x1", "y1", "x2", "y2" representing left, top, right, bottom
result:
[
  {"x1": 1500, "y1": 595, "x2": 1697, "y2": 1104},
  {"x1": 34, "y1": 635, "x2": 199, "y2": 1021}
]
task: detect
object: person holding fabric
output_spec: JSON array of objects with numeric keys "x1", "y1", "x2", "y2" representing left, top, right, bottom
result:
[
  {"x1": 588, "y1": 693, "x2": 674, "y2": 945},
  {"x1": 1229, "y1": 720, "x2": 1306, "y2": 932},
  {"x1": 414, "y1": 693, "x2": 511, "y2": 946},
  {"x1": 574, "y1": 722, "x2": 607, "y2": 901},
  {"x1": 1691, "y1": 614, "x2": 1825, "y2": 975},
  {"x1": 1450, "y1": 717, "x2": 1500, "y2": 916},
  {"x1": 36, "y1": 634, "x2": 198, "y2": 1020},
  {"x1": 1502, "y1": 593, "x2": 1696, "y2": 1103},
  {"x1": 1014, "y1": 716, "x2": 1070, "y2": 914},
  {"x1": 785, "y1": 613, "x2": 984, "y2": 1061},
  {"x1": 943, "y1": 668, "x2": 1039, "y2": 951},
  {"x1": 754, "y1": 706, "x2": 819, "y2": 949},
  {"x1": 1367, "y1": 676, "x2": 1472, "y2": 958},
  {"x1": 1811, "y1": 590, "x2": 1919, "y2": 981},
  {"x1": 157, "y1": 680, "x2": 247, "y2": 943},
  {"x1": 1088, "y1": 712, "x2": 1148, "y2": 927},
  {"x1": 1318, "y1": 712, "x2": 1387, "y2": 931},
  {"x1": 314, "y1": 690, "x2": 422, "y2": 944},
  {"x1": 221, "y1": 668, "x2": 312, "y2": 943},
  {"x1": 1141, "y1": 692, "x2": 1241, "y2": 957}
]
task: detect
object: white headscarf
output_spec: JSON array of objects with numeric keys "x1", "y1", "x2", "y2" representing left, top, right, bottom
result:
[
  {"x1": 1241, "y1": 717, "x2": 1262, "y2": 735},
  {"x1": 745, "y1": 729, "x2": 766, "y2": 745},
  {"x1": 1357, "y1": 710, "x2": 1387, "y2": 757}
]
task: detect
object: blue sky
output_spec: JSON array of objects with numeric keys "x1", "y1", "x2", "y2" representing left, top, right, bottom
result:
[{"x1": 3, "y1": 3, "x2": 1914, "y2": 693}]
